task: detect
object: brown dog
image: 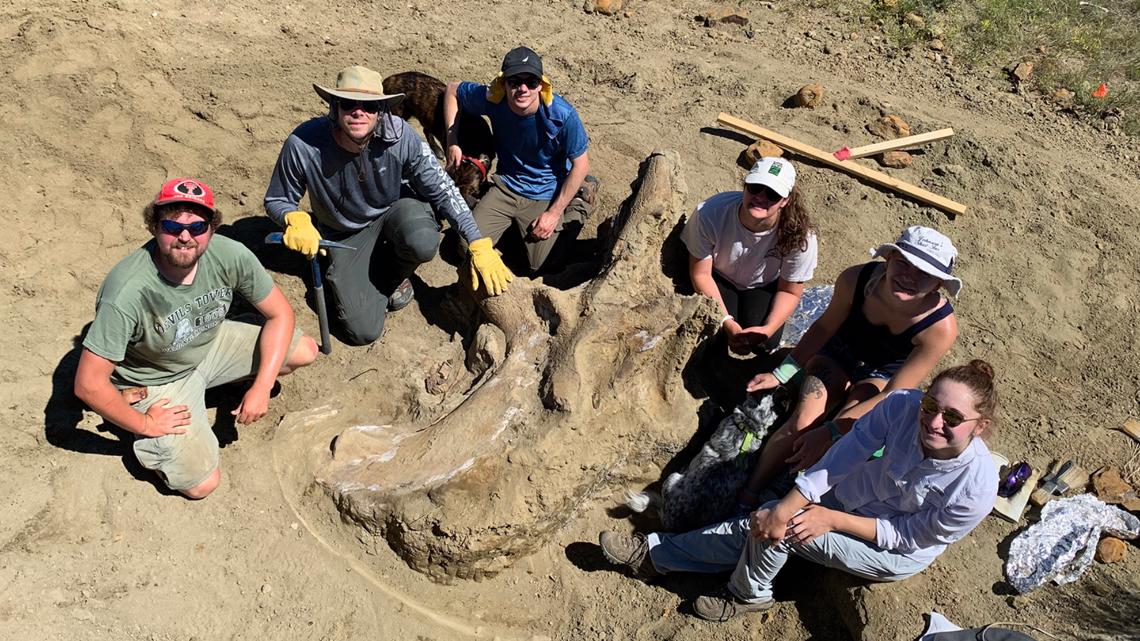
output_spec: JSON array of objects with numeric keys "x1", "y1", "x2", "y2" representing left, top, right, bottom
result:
[{"x1": 382, "y1": 71, "x2": 495, "y2": 208}]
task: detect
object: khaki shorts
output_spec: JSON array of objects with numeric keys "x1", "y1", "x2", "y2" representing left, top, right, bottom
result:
[{"x1": 130, "y1": 321, "x2": 302, "y2": 491}]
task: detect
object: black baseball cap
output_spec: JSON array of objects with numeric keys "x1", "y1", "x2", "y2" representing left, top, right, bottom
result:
[{"x1": 501, "y1": 46, "x2": 543, "y2": 78}]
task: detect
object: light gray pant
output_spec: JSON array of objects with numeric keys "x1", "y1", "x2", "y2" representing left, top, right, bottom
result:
[{"x1": 646, "y1": 497, "x2": 928, "y2": 603}]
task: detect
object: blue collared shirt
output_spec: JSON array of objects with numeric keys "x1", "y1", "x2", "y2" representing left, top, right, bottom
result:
[{"x1": 795, "y1": 389, "x2": 998, "y2": 563}]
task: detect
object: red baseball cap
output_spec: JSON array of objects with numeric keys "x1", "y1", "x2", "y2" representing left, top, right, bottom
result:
[{"x1": 154, "y1": 178, "x2": 216, "y2": 215}]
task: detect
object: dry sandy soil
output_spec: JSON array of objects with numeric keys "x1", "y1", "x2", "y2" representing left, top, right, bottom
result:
[{"x1": 3, "y1": 0, "x2": 1140, "y2": 640}]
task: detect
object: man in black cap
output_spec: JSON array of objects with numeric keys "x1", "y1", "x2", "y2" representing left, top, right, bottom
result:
[{"x1": 443, "y1": 46, "x2": 596, "y2": 274}]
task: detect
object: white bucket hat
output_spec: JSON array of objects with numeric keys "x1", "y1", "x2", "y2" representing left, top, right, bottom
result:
[
  {"x1": 744, "y1": 157, "x2": 796, "y2": 197},
  {"x1": 871, "y1": 226, "x2": 962, "y2": 296},
  {"x1": 313, "y1": 65, "x2": 405, "y2": 108}
]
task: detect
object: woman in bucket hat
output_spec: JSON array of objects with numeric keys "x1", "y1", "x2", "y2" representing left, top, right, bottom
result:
[
  {"x1": 738, "y1": 226, "x2": 960, "y2": 505},
  {"x1": 265, "y1": 66, "x2": 513, "y2": 347},
  {"x1": 682, "y1": 157, "x2": 817, "y2": 357}
]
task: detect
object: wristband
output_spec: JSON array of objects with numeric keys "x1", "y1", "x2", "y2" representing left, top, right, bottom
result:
[
  {"x1": 720, "y1": 314, "x2": 734, "y2": 326},
  {"x1": 825, "y1": 420, "x2": 842, "y2": 443},
  {"x1": 771, "y1": 355, "x2": 801, "y2": 384}
]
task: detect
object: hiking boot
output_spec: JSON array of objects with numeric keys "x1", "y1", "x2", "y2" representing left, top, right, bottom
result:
[
  {"x1": 387, "y1": 278, "x2": 415, "y2": 312},
  {"x1": 574, "y1": 174, "x2": 600, "y2": 207},
  {"x1": 599, "y1": 531, "x2": 660, "y2": 580},
  {"x1": 692, "y1": 587, "x2": 774, "y2": 622}
]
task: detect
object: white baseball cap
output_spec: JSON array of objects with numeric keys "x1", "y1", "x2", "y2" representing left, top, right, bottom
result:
[
  {"x1": 871, "y1": 226, "x2": 963, "y2": 296},
  {"x1": 744, "y1": 157, "x2": 797, "y2": 197}
]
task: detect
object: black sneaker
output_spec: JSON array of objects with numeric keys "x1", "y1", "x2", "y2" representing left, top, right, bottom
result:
[{"x1": 387, "y1": 278, "x2": 415, "y2": 312}]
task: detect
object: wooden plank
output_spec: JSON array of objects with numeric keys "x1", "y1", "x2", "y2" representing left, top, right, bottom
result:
[
  {"x1": 716, "y1": 113, "x2": 968, "y2": 216},
  {"x1": 844, "y1": 128, "x2": 955, "y2": 159},
  {"x1": 1120, "y1": 419, "x2": 1140, "y2": 443}
]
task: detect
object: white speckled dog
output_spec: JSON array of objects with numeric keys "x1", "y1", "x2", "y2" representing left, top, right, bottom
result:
[{"x1": 626, "y1": 394, "x2": 779, "y2": 531}]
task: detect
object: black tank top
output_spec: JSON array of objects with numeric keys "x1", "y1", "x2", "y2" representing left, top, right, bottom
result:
[{"x1": 834, "y1": 262, "x2": 954, "y2": 370}]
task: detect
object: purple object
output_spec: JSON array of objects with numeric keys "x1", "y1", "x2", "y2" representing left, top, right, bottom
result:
[{"x1": 998, "y1": 461, "x2": 1032, "y2": 498}]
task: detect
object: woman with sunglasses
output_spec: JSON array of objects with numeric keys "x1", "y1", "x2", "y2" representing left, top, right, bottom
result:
[
  {"x1": 599, "y1": 360, "x2": 998, "y2": 622},
  {"x1": 738, "y1": 226, "x2": 960, "y2": 505},
  {"x1": 683, "y1": 157, "x2": 816, "y2": 357}
]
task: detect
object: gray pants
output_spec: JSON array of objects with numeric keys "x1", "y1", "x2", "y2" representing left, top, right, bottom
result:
[
  {"x1": 646, "y1": 497, "x2": 928, "y2": 603},
  {"x1": 473, "y1": 175, "x2": 590, "y2": 273},
  {"x1": 323, "y1": 198, "x2": 440, "y2": 345}
]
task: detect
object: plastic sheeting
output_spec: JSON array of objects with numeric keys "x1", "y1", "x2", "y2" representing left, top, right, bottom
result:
[
  {"x1": 1004, "y1": 493, "x2": 1140, "y2": 593},
  {"x1": 781, "y1": 284, "x2": 834, "y2": 347}
]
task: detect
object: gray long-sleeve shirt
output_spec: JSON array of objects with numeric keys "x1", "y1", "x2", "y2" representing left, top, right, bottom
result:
[{"x1": 264, "y1": 115, "x2": 482, "y2": 242}]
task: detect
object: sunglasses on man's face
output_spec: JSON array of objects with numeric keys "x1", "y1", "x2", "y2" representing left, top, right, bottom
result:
[
  {"x1": 918, "y1": 394, "x2": 980, "y2": 429},
  {"x1": 159, "y1": 219, "x2": 211, "y2": 236},
  {"x1": 744, "y1": 183, "x2": 782, "y2": 202},
  {"x1": 505, "y1": 75, "x2": 541, "y2": 90},
  {"x1": 337, "y1": 98, "x2": 382, "y2": 114}
]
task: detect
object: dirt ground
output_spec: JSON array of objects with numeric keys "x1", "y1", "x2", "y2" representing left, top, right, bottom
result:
[{"x1": 3, "y1": 1, "x2": 1139, "y2": 639}]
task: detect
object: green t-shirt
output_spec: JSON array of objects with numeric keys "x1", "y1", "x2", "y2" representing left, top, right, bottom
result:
[{"x1": 83, "y1": 235, "x2": 274, "y2": 387}]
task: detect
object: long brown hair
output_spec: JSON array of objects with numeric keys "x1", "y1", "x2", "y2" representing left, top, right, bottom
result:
[{"x1": 774, "y1": 185, "x2": 812, "y2": 256}]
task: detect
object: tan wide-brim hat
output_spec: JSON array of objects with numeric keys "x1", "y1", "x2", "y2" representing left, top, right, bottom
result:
[{"x1": 313, "y1": 65, "x2": 405, "y2": 108}]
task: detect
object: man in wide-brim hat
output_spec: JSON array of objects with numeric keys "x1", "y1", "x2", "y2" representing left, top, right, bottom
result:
[{"x1": 265, "y1": 65, "x2": 513, "y2": 347}]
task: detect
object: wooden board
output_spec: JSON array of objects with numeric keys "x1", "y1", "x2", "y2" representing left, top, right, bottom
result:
[
  {"x1": 1120, "y1": 419, "x2": 1140, "y2": 443},
  {"x1": 716, "y1": 113, "x2": 968, "y2": 216},
  {"x1": 845, "y1": 128, "x2": 955, "y2": 159},
  {"x1": 990, "y1": 452, "x2": 1039, "y2": 523}
]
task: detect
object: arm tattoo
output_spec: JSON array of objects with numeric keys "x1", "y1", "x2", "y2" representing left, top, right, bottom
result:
[{"x1": 800, "y1": 375, "x2": 826, "y2": 400}]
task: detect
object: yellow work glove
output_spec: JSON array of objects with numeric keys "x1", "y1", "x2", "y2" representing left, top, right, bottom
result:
[
  {"x1": 468, "y1": 237, "x2": 513, "y2": 296},
  {"x1": 283, "y1": 211, "x2": 321, "y2": 258}
]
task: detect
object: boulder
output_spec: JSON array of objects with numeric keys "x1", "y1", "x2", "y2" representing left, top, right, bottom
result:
[
  {"x1": 867, "y1": 114, "x2": 911, "y2": 139},
  {"x1": 790, "y1": 84, "x2": 824, "y2": 109},
  {"x1": 879, "y1": 150, "x2": 913, "y2": 168},
  {"x1": 1096, "y1": 537, "x2": 1128, "y2": 564}
]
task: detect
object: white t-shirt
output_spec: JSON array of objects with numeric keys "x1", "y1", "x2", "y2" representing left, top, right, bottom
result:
[{"x1": 682, "y1": 191, "x2": 818, "y2": 290}]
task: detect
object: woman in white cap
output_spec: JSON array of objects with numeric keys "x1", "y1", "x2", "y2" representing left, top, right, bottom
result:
[
  {"x1": 738, "y1": 226, "x2": 960, "y2": 506},
  {"x1": 683, "y1": 157, "x2": 817, "y2": 356}
]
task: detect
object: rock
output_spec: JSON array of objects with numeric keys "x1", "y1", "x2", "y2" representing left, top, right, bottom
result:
[
  {"x1": 933, "y1": 164, "x2": 965, "y2": 176},
  {"x1": 1092, "y1": 466, "x2": 1133, "y2": 501},
  {"x1": 1011, "y1": 61, "x2": 1034, "y2": 83},
  {"x1": 928, "y1": 38, "x2": 944, "y2": 51},
  {"x1": 1095, "y1": 537, "x2": 1127, "y2": 564},
  {"x1": 1092, "y1": 466, "x2": 1140, "y2": 510},
  {"x1": 878, "y1": 151, "x2": 912, "y2": 168},
  {"x1": 467, "y1": 324, "x2": 505, "y2": 380},
  {"x1": 790, "y1": 83, "x2": 824, "y2": 108},
  {"x1": 904, "y1": 12, "x2": 925, "y2": 28},
  {"x1": 880, "y1": 0, "x2": 899, "y2": 8},
  {"x1": 583, "y1": 0, "x2": 622, "y2": 15},
  {"x1": 1052, "y1": 87, "x2": 1074, "y2": 103},
  {"x1": 866, "y1": 114, "x2": 911, "y2": 139},
  {"x1": 700, "y1": 7, "x2": 749, "y2": 27},
  {"x1": 746, "y1": 139, "x2": 783, "y2": 163}
]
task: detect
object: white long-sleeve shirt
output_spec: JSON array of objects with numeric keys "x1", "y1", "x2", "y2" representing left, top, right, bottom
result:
[{"x1": 795, "y1": 389, "x2": 998, "y2": 564}]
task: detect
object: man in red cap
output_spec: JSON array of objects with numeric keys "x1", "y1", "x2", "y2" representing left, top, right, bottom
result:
[{"x1": 75, "y1": 179, "x2": 318, "y2": 499}]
